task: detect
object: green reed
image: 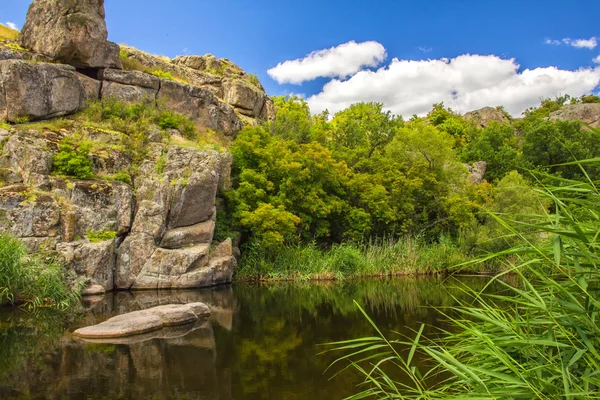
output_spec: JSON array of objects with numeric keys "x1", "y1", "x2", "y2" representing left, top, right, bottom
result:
[{"x1": 326, "y1": 159, "x2": 600, "y2": 399}]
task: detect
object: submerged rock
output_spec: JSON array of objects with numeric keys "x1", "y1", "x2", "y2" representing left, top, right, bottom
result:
[{"x1": 73, "y1": 303, "x2": 211, "y2": 339}]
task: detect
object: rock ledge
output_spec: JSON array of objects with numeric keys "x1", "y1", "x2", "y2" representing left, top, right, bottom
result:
[{"x1": 73, "y1": 303, "x2": 211, "y2": 339}]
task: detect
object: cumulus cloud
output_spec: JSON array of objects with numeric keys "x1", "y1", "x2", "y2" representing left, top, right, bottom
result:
[
  {"x1": 546, "y1": 37, "x2": 597, "y2": 49},
  {"x1": 267, "y1": 41, "x2": 386, "y2": 84},
  {"x1": 305, "y1": 54, "x2": 600, "y2": 117},
  {"x1": 594, "y1": 55, "x2": 600, "y2": 64},
  {"x1": 2, "y1": 22, "x2": 18, "y2": 30}
]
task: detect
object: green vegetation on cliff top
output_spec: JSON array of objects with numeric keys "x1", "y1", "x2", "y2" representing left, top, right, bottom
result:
[{"x1": 0, "y1": 24, "x2": 19, "y2": 42}]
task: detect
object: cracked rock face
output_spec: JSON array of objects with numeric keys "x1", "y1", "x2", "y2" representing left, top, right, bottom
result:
[
  {"x1": 19, "y1": 0, "x2": 121, "y2": 69},
  {"x1": 550, "y1": 103, "x2": 600, "y2": 128},
  {"x1": 0, "y1": 127, "x2": 236, "y2": 294},
  {"x1": 0, "y1": 61, "x2": 84, "y2": 123}
]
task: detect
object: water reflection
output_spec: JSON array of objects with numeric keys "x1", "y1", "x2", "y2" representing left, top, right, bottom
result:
[{"x1": 0, "y1": 276, "x2": 495, "y2": 399}]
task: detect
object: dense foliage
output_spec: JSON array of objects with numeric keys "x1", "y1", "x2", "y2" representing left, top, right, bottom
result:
[
  {"x1": 0, "y1": 234, "x2": 81, "y2": 308},
  {"x1": 228, "y1": 95, "x2": 599, "y2": 278},
  {"x1": 329, "y1": 160, "x2": 600, "y2": 398}
]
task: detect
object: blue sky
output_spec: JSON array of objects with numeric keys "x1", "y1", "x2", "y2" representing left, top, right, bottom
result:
[{"x1": 2, "y1": 0, "x2": 599, "y2": 116}]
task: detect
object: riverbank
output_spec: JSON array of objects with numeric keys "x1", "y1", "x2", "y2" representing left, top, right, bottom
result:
[{"x1": 234, "y1": 236, "x2": 493, "y2": 281}]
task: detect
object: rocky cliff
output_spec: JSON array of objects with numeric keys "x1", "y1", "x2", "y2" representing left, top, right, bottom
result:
[{"x1": 0, "y1": 0, "x2": 272, "y2": 295}]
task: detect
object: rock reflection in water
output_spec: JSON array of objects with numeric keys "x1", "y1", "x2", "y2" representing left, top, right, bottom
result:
[
  {"x1": 1, "y1": 277, "x2": 500, "y2": 400},
  {"x1": 1, "y1": 287, "x2": 236, "y2": 400}
]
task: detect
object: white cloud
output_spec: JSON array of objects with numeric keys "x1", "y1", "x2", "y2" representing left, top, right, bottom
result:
[
  {"x1": 570, "y1": 37, "x2": 597, "y2": 49},
  {"x1": 546, "y1": 37, "x2": 597, "y2": 49},
  {"x1": 594, "y1": 55, "x2": 600, "y2": 64},
  {"x1": 267, "y1": 41, "x2": 386, "y2": 84},
  {"x1": 3, "y1": 22, "x2": 18, "y2": 30},
  {"x1": 417, "y1": 46, "x2": 432, "y2": 53},
  {"x1": 305, "y1": 54, "x2": 600, "y2": 118}
]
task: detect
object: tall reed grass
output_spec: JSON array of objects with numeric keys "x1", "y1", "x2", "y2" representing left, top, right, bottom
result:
[
  {"x1": 326, "y1": 160, "x2": 600, "y2": 399},
  {"x1": 0, "y1": 234, "x2": 81, "y2": 308},
  {"x1": 236, "y1": 236, "x2": 472, "y2": 281}
]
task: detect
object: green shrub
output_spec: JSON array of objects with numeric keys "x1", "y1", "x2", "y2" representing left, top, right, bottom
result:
[
  {"x1": 53, "y1": 143, "x2": 94, "y2": 179},
  {"x1": 0, "y1": 24, "x2": 18, "y2": 41},
  {"x1": 86, "y1": 230, "x2": 117, "y2": 242},
  {"x1": 157, "y1": 111, "x2": 197, "y2": 139},
  {"x1": 103, "y1": 171, "x2": 132, "y2": 185},
  {"x1": 14, "y1": 115, "x2": 30, "y2": 124},
  {"x1": 247, "y1": 73, "x2": 262, "y2": 89},
  {"x1": 119, "y1": 49, "x2": 143, "y2": 71},
  {"x1": 155, "y1": 153, "x2": 167, "y2": 174},
  {"x1": 0, "y1": 234, "x2": 80, "y2": 308},
  {"x1": 149, "y1": 69, "x2": 174, "y2": 80}
]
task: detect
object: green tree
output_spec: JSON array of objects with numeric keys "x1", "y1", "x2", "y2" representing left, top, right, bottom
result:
[
  {"x1": 521, "y1": 118, "x2": 600, "y2": 180},
  {"x1": 461, "y1": 122, "x2": 521, "y2": 182},
  {"x1": 331, "y1": 102, "x2": 403, "y2": 162}
]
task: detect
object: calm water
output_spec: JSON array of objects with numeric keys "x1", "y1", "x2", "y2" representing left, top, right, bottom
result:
[{"x1": 0, "y1": 277, "x2": 495, "y2": 399}]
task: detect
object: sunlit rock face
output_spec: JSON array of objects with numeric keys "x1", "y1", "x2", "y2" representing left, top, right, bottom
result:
[{"x1": 19, "y1": 0, "x2": 121, "y2": 69}]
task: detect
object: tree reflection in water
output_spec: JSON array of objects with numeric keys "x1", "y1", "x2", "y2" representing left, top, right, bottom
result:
[{"x1": 0, "y1": 276, "x2": 498, "y2": 399}]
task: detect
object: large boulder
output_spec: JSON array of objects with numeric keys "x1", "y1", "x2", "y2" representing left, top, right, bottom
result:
[
  {"x1": 0, "y1": 192, "x2": 61, "y2": 238},
  {"x1": 56, "y1": 239, "x2": 116, "y2": 293},
  {"x1": 549, "y1": 103, "x2": 600, "y2": 128},
  {"x1": 100, "y1": 66, "x2": 160, "y2": 103},
  {"x1": 120, "y1": 46, "x2": 222, "y2": 93},
  {"x1": 159, "y1": 220, "x2": 215, "y2": 249},
  {"x1": 73, "y1": 303, "x2": 210, "y2": 339},
  {"x1": 223, "y1": 79, "x2": 267, "y2": 117},
  {"x1": 115, "y1": 233, "x2": 157, "y2": 289},
  {"x1": 131, "y1": 245, "x2": 211, "y2": 289},
  {"x1": 51, "y1": 180, "x2": 134, "y2": 237},
  {"x1": 467, "y1": 161, "x2": 487, "y2": 184},
  {"x1": 157, "y1": 80, "x2": 243, "y2": 135},
  {"x1": 99, "y1": 69, "x2": 160, "y2": 90},
  {"x1": 19, "y1": 0, "x2": 121, "y2": 69},
  {"x1": 464, "y1": 106, "x2": 510, "y2": 128},
  {"x1": 1, "y1": 131, "x2": 56, "y2": 187},
  {"x1": 114, "y1": 146, "x2": 234, "y2": 289},
  {"x1": 0, "y1": 60, "x2": 84, "y2": 122},
  {"x1": 172, "y1": 54, "x2": 265, "y2": 91}
]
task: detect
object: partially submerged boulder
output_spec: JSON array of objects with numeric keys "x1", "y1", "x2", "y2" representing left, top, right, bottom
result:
[
  {"x1": 73, "y1": 303, "x2": 211, "y2": 339},
  {"x1": 19, "y1": 0, "x2": 121, "y2": 69}
]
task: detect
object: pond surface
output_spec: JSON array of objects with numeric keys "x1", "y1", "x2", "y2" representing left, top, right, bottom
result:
[{"x1": 0, "y1": 276, "x2": 495, "y2": 399}]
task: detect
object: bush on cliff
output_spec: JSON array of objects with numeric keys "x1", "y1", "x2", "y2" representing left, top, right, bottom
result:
[
  {"x1": 52, "y1": 143, "x2": 94, "y2": 179},
  {"x1": 0, "y1": 234, "x2": 80, "y2": 308}
]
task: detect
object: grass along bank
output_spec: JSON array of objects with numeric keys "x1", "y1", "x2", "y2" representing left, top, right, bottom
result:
[
  {"x1": 0, "y1": 234, "x2": 81, "y2": 309},
  {"x1": 235, "y1": 236, "x2": 480, "y2": 281},
  {"x1": 327, "y1": 161, "x2": 600, "y2": 399}
]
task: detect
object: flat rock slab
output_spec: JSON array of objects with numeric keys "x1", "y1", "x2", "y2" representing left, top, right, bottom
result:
[
  {"x1": 76, "y1": 319, "x2": 211, "y2": 345},
  {"x1": 73, "y1": 303, "x2": 211, "y2": 339}
]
